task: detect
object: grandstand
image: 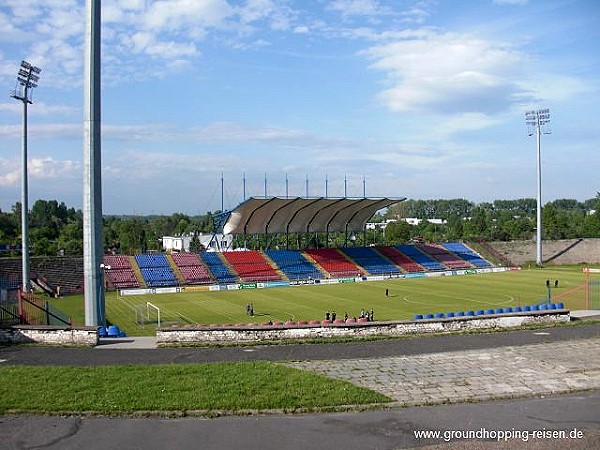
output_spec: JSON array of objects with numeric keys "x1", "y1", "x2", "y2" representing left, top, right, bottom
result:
[
  {"x1": 222, "y1": 250, "x2": 282, "y2": 282},
  {"x1": 339, "y1": 246, "x2": 401, "y2": 276},
  {"x1": 0, "y1": 240, "x2": 494, "y2": 293},
  {"x1": 305, "y1": 248, "x2": 364, "y2": 278},
  {"x1": 266, "y1": 249, "x2": 323, "y2": 281},
  {"x1": 134, "y1": 254, "x2": 177, "y2": 287},
  {"x1": 200, "y1": 252, "x2": 237, "y2": 284},
  {"x1": 103, "y1": 255, "x2": 140, "y2": 289},
  {"x1": 376, "y1": 246, "x2": 425, "y2": 273},
  {"x1": 418, "y1": 243, "x2": 473, "y2": 270},
  {"x1": 171, "y1": 252, "x2": 212, "y2": 285},
  {"x1": 442, "y1": 242, "x2": 492, "y2": 268},
  {"x1": 0, "y1": 197, "x2": 498, "y2": 292},
  {"x1": 396, "y1": 244, "x2": 446, "y2": 271}
]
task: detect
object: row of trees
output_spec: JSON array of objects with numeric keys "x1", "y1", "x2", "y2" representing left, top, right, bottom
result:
[
  {"x1": 383, "y1": 196, "x2": 600, "y2": 243},
  {"x1": 0, "y1": 196, "x2": 599, "y2": 256}
]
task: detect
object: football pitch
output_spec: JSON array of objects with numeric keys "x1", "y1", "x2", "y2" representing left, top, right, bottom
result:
[{"x1": 52, "y1": 265, "x2": 593, "y2": 336}]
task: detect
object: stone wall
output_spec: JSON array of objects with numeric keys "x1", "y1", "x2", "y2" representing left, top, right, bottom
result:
[
  {"x1": 157, "y1": 310, "x2": 570, "y2": 346},
  {"x1": 0, "y1": 325, "x2": 98, "y2": 346}
]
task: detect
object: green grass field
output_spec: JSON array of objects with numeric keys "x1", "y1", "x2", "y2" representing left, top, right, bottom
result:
[
  {"x1": 49, "y1": 265, "x2": 596, "y2": 336},
  {"x1": 0, "y1": 363, "x2": 391, "y2": 415}
]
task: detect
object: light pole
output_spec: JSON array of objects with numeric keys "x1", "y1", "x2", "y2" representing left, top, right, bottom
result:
[
  {"x1": 11, "y1": 60, "x2": 41, "y2": 292},
  {"x1": 83, "y1": 0, "x2": 104, "y2": 327},
  {"x1": 525, "y1": 108, "x2": 551, "y2": 267}
]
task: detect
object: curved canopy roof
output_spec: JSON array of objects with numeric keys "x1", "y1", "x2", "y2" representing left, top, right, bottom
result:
[{"x1": 222, "y1": 197, "x2": 405, "y2": 235}]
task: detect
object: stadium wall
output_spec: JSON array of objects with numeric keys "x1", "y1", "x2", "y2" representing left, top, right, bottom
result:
[
  {"x1": 156, "y1": 310, "x2": 569, "y2": 346},
  {"x1": 0, "y1": 325, "x2": 98, "y2": 346}
]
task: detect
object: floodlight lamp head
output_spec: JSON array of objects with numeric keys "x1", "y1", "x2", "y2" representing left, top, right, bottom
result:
[{"x1": 11, "y1": 60, "x2": 41, "y2": 103}]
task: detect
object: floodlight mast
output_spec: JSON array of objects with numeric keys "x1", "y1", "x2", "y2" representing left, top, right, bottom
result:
[
  {"x1": 83, "y1": 0, "x2": 104, "y2": 327},
  {"x1": 525, "y1": 108, "x2": 551, "y2": 267},
  {"x1": 11, "y1": 60, "x2": 41, "y2": 292}
]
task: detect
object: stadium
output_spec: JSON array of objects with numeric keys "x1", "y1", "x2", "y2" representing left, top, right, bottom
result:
[{"x1": 1, "y1": 195, "x2": 598, "y2": 339}]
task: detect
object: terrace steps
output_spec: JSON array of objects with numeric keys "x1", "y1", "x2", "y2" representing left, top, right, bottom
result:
[
  {"x1": 165, "y1": 254, "x2": 186, "y2": 285},
  {"x1": 129, "y1": 256, "x2": 147, "y2": 288}
]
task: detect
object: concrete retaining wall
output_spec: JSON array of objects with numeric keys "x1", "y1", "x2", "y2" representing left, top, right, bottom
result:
[
  {"x1": 0, "y1": 325, "x2": 98, "y2": 346},
  {"x1": 157, "y1": 310, "x2": 570, "y2": 346}
]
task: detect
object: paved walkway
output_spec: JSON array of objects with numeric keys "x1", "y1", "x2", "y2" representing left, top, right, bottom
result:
[
  {"x1": 95, "y1": 336, "x2": 157, "y2": 349},
  {"x1": 288, "y1": 337, "x2": 600, "y2": 407}
]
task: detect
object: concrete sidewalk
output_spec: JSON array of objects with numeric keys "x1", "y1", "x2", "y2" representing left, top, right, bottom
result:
[
  {"x1": 288, "y1": 337, "x2": 600, "y2": 407},
  {"x1": 95, "y1": 336, "x2": 157, "y2": 349}
]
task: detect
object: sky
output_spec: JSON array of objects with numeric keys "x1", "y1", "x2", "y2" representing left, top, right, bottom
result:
[{"x1": 0, "y1": 0, "x2": 598, "y2": 215}]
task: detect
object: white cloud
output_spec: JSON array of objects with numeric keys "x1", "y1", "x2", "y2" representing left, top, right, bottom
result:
[
  {"x1": 143, "y1": 0, "x2": 233, "y2": 32},
  {"x1": 0, "y1": 102, "x2": 78, "y2": 117},
  {"x1": 0, "y1": 156, "x2": 79, "y2": 187},
  {"x1": 327, "y1": 0, "x2": 385, "y2": 16},
  {"x1": 29, "y1": 156, "x2": 80, "y2": 179},
  {"x1": 363, "y1": 30, "x2": 528, "y2": 114}
]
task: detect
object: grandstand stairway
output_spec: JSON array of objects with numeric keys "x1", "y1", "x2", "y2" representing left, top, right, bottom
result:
[
  {"x1": 166, "y1": 254, "x2": 186, "y2": 285},
  {"x1": 129, "y1": 256, "x2": 146, "y2": 288}
]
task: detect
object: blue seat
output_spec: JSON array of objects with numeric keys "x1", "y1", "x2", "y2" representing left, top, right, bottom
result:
[
  {"x1": 424, "y1": 314, "x2": 434, "y2": 319},
  {"x1": 475, "y1": 309, "x2": 485, "y2": 315},
  {"x1": 414, "y1": 314, "x2": 423, "y2": 320},
  {"x1": 466, "y1": 310, "x2": 475, "y2": 316},
  {"x1": 513, "y1": 306, "x2": 522, "y2": 313},
  {"x1": 456, "y1": 311, "x2": 465, "y2": 317},
  {"x1": 485, "y1": 309, "x2": 495, "y2": 315},
  {"x1": 502, "y1": 307, "x2": 512, "y2": 314},
  {"x1": 522, "y1": 305, "x2": 531, "y2": 312},
  {"x1": 435, "y1": 313, "x2": 445, "y2": 319},
  {"x1": 446, "y1": 312, "x2": 455, "y2": 318},
  {"x1": 107, "y1": 325, "x2": 120, "y2": 337},
  {"x1": 555, "y1": 302, "x2": 564, "y2": 309},
  {"x1": 98, "y1": 326, "x2": 107, "y2": 337}
]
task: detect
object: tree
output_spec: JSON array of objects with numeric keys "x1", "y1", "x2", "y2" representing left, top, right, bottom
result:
[
  {"x1": 189, "y1": 232, "x2": 204, "y2": 253},
  {"x1": 384, "y1": 221, "x2": 412, "y2": 244}
]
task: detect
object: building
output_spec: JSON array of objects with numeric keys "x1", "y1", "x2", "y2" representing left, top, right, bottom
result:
[{"x1": 161, "y1": 233, "x2": 233, "y2": 253}]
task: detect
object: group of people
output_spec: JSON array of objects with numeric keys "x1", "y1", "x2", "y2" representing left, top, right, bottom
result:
[{"x1": 324, "y1": 308, "x2": 374, "y2": 322}]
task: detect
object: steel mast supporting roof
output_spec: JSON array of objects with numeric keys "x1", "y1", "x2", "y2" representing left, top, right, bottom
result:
[{"x1": 222, "y1": 197, "x2": 405, "y2": 235}]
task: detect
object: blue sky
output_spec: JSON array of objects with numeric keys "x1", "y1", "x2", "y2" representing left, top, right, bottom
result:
[{"x1": 0, "y1": 0, "x2": 598, "y2": 215}]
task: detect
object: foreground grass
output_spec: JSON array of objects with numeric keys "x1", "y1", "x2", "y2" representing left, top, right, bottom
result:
[{"x1": 0, "y1": 362, "x2": 392, "y2": 415}]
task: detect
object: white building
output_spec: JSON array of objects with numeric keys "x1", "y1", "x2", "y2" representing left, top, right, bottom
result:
[{"x1": 161, "y1": 233, "x2": 233, "y2": 252}]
